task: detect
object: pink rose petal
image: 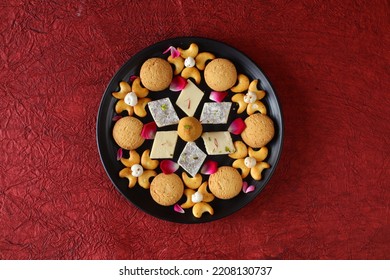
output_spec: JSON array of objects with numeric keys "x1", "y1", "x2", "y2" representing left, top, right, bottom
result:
[
  {"x1": 116, "y1": 148, "x2": 123, "y2": 161},
  {"x1": 129, "y1": 75, "x2": 138, "y2": 82},
  {"x1": 141, "y1": 122, "x2": 157, "y2": 139},
  {"x1": 242, "y1": 182, "x2": 255, "y2": 193},
  {"x1": 163, "y1": 46, "x2": 180, "y2": 58},
  {"x1": 160, "y1": 160, "x2": 179, "y2": 174},
  {"x1": 169, "y1": 76, "x2": 188, "y2": 91},
  {"x1": 228, "y1": 118, "x2": 246, "y2": 135},
  {"x1": 174, "y1": 204, "x2": 185, "y2": 214},
  {"x1": 112, "y1": 115, "x2": 122, "y2": 122},
  {"x1": 209, "y1": 91, "x2": 228, "y2": 103},
  {"x1": 200, "y1": 160, "x2": 218, "y2": 175}
]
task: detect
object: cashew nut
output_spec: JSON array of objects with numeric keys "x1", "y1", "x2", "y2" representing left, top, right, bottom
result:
[
  {"x1": 182, "y1": 172, "x2": 202, "y2": 189},
  {"x1": 231, "y1": 74, "x2": 250, "y2": 93},
  {"x1": 120, "y1": 150, "x2": 140, "y2": 167},
  {"x1": 112, "y1": 81, "x2": 131, "y2": 99},
  {"x1": 248, "y1": 80, "x2": 266, "y2": 100},
  {"x1": 141, "y1": 149, "x2": 159, "y2": 170},
  {"x1": 119, "y1": 167, "x2": 137, "y2": 188},
  {"x1": 247, "y1": 100, "x2": 267, "y2": 115},
  {"x1": 181, "y1": 188, "x2": 196, "y2": 209},
  {"x1": 197, "y1": 182, "x2": 214, "y2": 202},
  {"x1": 181, "y1": 67, "x2": 201, "y2": 84},
  {"x1": 248, "y1": 147, "x2": 268, "y2": 162},
  {"x1": 195, "y1": 52, "x2": 215, "y2": 70},
  {"x1": 178, "y1": 43, "x2": 199, "y2": 59},
  {"x1": 192, "y1": 202, "x2": 214, "y2": 218},
  {"x1": 138, "y1": 170, "x2": 156, "y2": 189},
  {"x1": 131, "y1": 77, "x2": 149, "y2": 98},
  {"x1": 168, "y1": 55, "x2": 185, "y2": 75},
  {"x1": 250, "y1": 162, "x2": 270, "y2": 180},
  {"x1": 133, "y1": 97, "x2": 151, "y2": 118},
  {"x1": 228, "y1": 141, "x2": 248, "y2": 159},
  {"x1": 231, "y1": 93, "x2": 246, "y2": 114},
  {"x1": 115, "y1": 99, "x2": 134, "y2": 115},
  {"x1": 232, "y1": 159, "x2": 250, "y2": 179}
]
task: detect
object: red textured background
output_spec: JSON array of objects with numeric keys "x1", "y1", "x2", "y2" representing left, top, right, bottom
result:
[{"x1": 0, "y1": 0, "x2": 389, "y2": 260}]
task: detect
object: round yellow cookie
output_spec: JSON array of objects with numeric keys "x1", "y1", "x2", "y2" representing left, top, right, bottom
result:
[
  {"x1": 112, "y1": 116, "x2": 144, "y2": 150},
  {"x1": 204, "y1": 58, "x2": 237, "y2": 91},
  {"x1": 177, "y1": 117, "x2": 203, "y2": 142},
  {"x1": 208, "y1": 166, "x2": 242, "y2": 199},
  {"x1": 241, "y1": 113, "x2": 275, "y2": 148},
  {"x1": 140, "y1": 57, "x2": 173, "y2": 91},
  {"x1": 150, "y1": 173, "x2": 184, "y2": 206}
]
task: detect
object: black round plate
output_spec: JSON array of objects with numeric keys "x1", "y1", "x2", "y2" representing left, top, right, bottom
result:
[{"x1": 96, "y1": 37, "x2": 283, "y2": 223}]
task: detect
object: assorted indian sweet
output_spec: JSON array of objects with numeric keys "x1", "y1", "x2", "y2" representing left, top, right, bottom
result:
[{"x1": 111, "y1": 42, "x2": 275, "y2": 219}]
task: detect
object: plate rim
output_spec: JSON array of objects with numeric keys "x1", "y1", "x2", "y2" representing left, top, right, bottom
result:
[{"x1": 96, "y1": 36, "x2": 284, "y2": 224}]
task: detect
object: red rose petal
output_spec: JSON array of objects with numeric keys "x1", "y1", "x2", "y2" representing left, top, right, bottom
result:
[
  {"x1": 228, "y1": 118, "x2": 246, "y2": 135},
  {"x1": 141, "y1": 122, "x2": 157, "y2": 139},
  {"x1": 242, "y1": 182, "x2": 255, "y2": 193},
  {"x1": 160, "y1": 160, "x2": 179, "y2": 174},
  {"x1": 112, "y1": 115, "x2": 122, "y2": 122},
  {"x1": 116, "y1": 148, "x2": 123, "y2": 161},
  {"x1": 129, "y1": 75, "x2": 138, "y2": 82},
  {"x1": 169, "y1": 76, "x2": 188, "y2": 91},
  {"x1": 209, "y1": 91, "x2": 228, "y2": 103},
  {"x1": 174, "y1": 204, "x2": 185, "y2": 214},
  {"x1": 163, "y1": 46, "x2": 180, "y2": 58},
  {"x1": 200, "y1": 160, "x2": 218, "y2": 175}
]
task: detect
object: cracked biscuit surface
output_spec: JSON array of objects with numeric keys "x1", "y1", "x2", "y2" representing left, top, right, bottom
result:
[
  {"x1": 150, "y1": 173, "x2": 184, "y2": 206},
  {"x1": 241, "y1": 114, "x2": 275, "y2": 148},
  {"x1": 112, "y1": 116, "x2": 144, "y2": 150},
  {"x1": 208, "y1": 166, "x2": 242, "y2": 199},
  {"x1": 140, "y1": 57, "x2": 173, "y2": 91},
  {"x1": 204, "y1": 58, "x2": 237, "y2": 91}
]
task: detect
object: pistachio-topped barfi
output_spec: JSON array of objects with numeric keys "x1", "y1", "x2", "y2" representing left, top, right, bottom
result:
[
  {"x1": 199, "y1": 102, "x2": 232, "y2": 124},
  {"x1": 147, "y1": 97, "x2": 179, "y2": 127},
  {"x1": 178, "y1": 142, "x2": 207, "y2": 177}
]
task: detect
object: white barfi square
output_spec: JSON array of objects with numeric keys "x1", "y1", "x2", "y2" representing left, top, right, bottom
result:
[
  {"x1": 201, "y1": 131, "x2": 236, "y2": 155},
  {"x1": 147, "y1": 97, "x2": 179, "y2": 127},
  {"x1": 150, "y1": 131, "x2": 178, "y2": 159},
  {"x1": 199, "y1": 102, "x2": 232, "y2": 124},
  {"x1": 178, "y1": 142, "x2": 207, "y2": 177},
  {"x1": 175, "y1": 80, "x2": 204, "y2": 117}
]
